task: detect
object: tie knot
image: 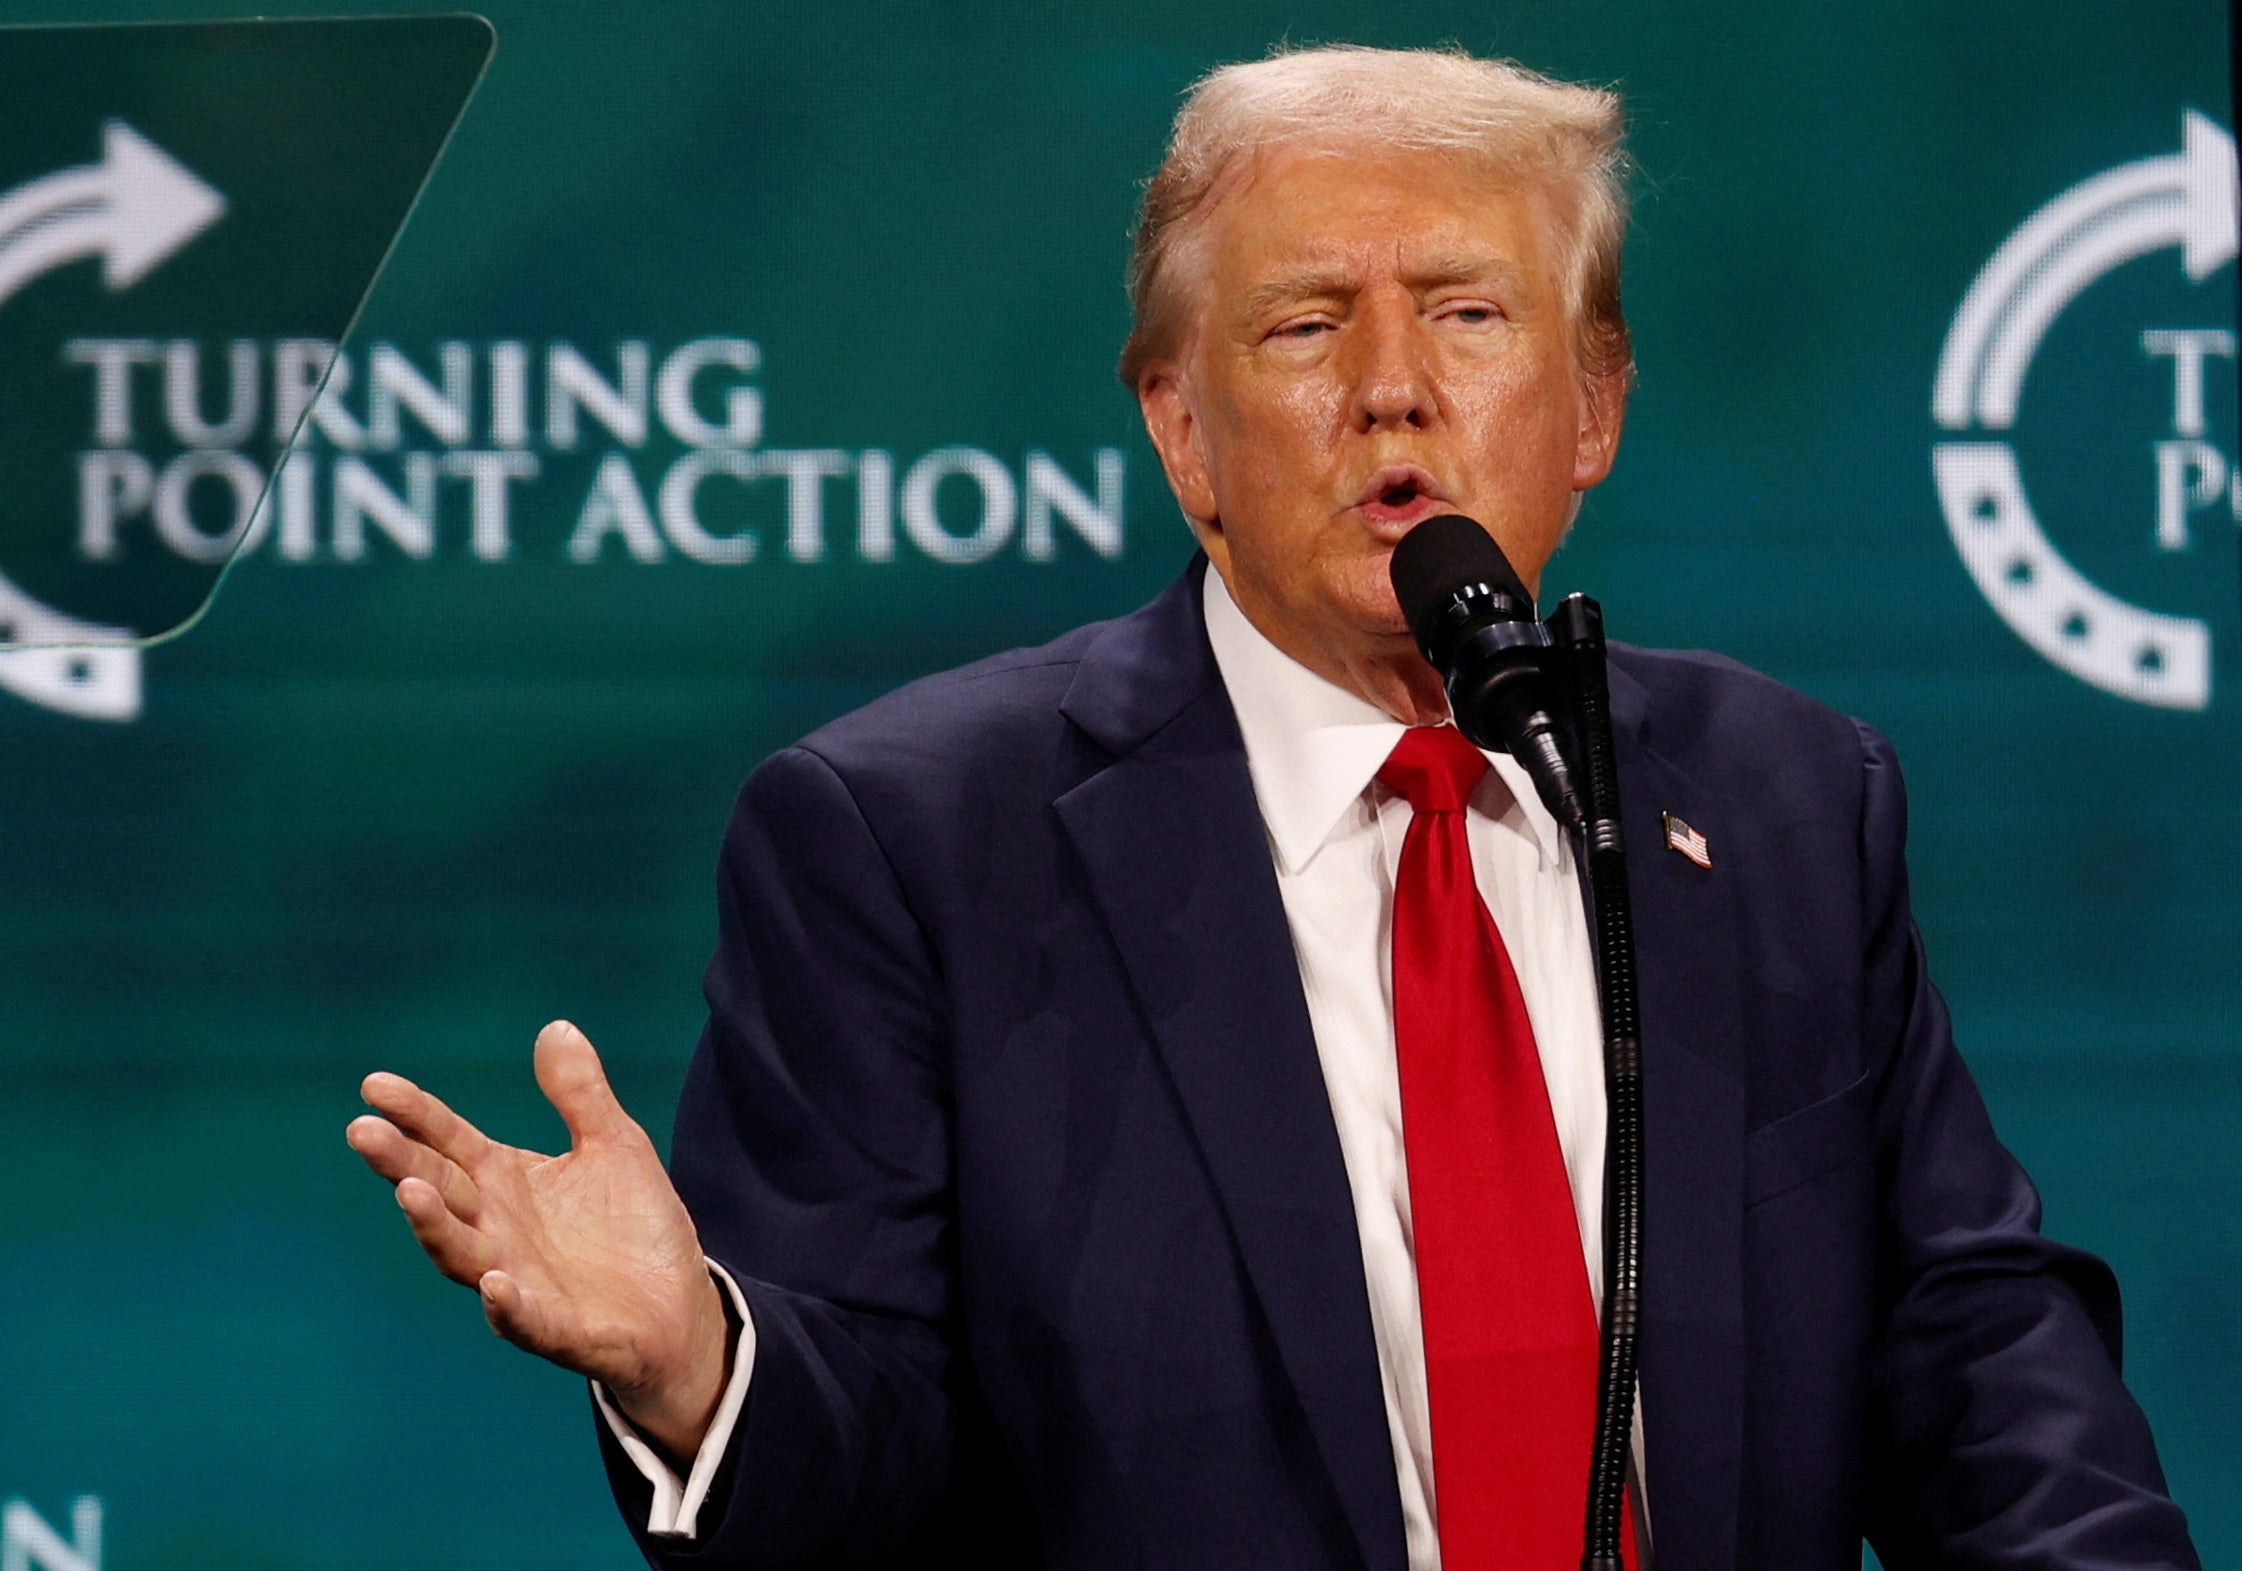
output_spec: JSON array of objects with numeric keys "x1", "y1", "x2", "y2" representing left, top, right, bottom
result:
[{"x1": 1378, "y1": 725, "x2": 1488, "y2": 813}]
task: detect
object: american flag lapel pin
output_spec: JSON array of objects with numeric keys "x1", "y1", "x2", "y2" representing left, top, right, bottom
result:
[{"x1": 1662, "y1": 811, "x2": 1712, "y2": 869}]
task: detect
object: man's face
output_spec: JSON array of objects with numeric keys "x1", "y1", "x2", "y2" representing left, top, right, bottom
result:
[{"x1": 1138, "y1": 147, "x2": 1625, "y2": 675}]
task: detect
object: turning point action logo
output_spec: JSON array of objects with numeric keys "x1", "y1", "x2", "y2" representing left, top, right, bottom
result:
[
  {"x1": 1934, "y1": 112, "x2": 2236, "y2": 711},
  {"x1": 0, "y1": 123, "x2": 1129, "y2": 723}
]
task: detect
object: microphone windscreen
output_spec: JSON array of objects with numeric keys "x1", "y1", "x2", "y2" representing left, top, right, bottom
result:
[{"x1": 1388, "y1": 514, "x2": 1533, "y2": 649}]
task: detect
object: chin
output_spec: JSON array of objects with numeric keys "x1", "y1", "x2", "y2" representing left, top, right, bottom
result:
[{"x1": 1327, "y1": 555, "x2": 1409, "y2": 629}]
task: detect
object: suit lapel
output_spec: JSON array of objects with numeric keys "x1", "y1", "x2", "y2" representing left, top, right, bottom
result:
[
  {"x1": 1054, "y1": 564, "x2": 1408, "y2": 1571},
  {"x1": 1608, "y1": 654, "x2": 1748, "y2": 1571}
]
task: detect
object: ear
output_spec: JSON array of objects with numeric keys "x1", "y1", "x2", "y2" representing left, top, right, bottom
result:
[
  {"x1": 1136, "y1": 362, "x2": 1221, "y2": 533},
  {"x1": 1571, "y1": 364, "x2": 1629, "y2": 492}
]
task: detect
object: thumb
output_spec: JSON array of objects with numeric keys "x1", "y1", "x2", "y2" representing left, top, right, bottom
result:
[{"x1": 533, "y1": 1020, "x2": 639, "y2": 1149}]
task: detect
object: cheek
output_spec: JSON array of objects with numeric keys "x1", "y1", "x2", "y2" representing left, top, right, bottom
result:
[
  {"x1": 1205, "y1": 382, "x2": 1349, "y2": 511},
  {"x1": 1213, "y1": 369, "x2": 1344, "y2": 455},
  {"x1": 1459, "y1": 367, "x2": 1573, "y2": 463}
]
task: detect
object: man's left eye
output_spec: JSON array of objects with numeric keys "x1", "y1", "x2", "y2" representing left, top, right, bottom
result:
[{"x1": 1443, "y1": 305, "x2": 1501, "y2": 325}]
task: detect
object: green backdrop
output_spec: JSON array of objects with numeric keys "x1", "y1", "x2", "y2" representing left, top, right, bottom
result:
[{"x1": 0, "y1": 5, "x2": 2233, "y2": 1568}]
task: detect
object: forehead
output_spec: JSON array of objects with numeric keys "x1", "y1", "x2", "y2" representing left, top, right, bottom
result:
[{"x1": 1193, "y1": 146, "x2": 1559, "y2": 306}]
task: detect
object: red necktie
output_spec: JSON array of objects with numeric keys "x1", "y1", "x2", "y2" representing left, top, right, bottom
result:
[{"x1": 1379, "y1": 725, "x2": 1632, "y2": 1571}]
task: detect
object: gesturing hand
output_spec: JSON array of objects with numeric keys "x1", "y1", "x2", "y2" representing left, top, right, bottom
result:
[{"x1": 346, "y1": 1020, "x2": 733, "y2": 1462}]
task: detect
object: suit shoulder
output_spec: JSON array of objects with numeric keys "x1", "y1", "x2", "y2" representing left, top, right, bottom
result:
[
  {"x1": 1609, "y1": 642, "x2": 1876, "y2": 785},
  {"x1": 761, "y1": 615, "x2": 1116, "y2": 791}
]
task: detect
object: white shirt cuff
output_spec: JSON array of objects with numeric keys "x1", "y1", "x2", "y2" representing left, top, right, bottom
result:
[{"x1": 592, "y1": 1259, "x2": 757, "y2": 1540}]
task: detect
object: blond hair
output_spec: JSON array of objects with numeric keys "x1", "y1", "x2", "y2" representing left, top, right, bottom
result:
[{"x1": 1118, "y1": 44, "x2": 1632, "y2": 389}]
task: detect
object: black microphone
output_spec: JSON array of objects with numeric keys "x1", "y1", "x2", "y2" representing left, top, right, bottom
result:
[{"x1": 1389, "y1": 514, "x2": 1587, "y2": 837}]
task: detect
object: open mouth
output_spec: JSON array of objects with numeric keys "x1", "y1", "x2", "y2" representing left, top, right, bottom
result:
[{"x1": 1355, "y1": 467, "x2": 1446, "y2": 530}]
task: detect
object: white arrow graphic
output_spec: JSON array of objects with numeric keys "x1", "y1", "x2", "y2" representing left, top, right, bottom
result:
[
  {"x1": 1936, "y1": 111, "x2": 2236, "y2": 431},
  {"x1": 0, "y1": 120, "x2": 224, "y2": 311},
  {"x1": 0, "y1": 123, "x2": 218, "y2": 713},
  {"x1": 0, "y1": 570, "x2": 140, "y2": 721}
]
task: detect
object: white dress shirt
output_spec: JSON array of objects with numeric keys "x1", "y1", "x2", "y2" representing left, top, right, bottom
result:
[{"x1": 605, "y1": 567, "x2": 1642, "y2": 1565}]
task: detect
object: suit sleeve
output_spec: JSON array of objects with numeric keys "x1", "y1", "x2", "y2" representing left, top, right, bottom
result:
[
  {"x1": 1853, "y1": 721, "x2": 2200, "y2": 1571},
  {"x1": 596, "y1": 743, "x2": 963, "y2": 1569}
]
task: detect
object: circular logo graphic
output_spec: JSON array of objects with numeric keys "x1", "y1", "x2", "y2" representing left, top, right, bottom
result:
[{"x1": 1932, "y1": 111, "x2": 2235, "y2": 710}]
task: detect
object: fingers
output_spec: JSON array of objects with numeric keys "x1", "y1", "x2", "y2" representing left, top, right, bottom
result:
[
  {"x1": 477, "y1": 1269, "x2": 565, "y2": 1358},
  {"x1": 359, "y1": 1071, "x2": 495, "y2": 1173},
  {"x1": 396, "y1": 1175, "x2": 495, "y2": 1287},
  {"x1": 478, "y1": 1270, "x2": 611, "y2": 1383},
  {"x1": 345, "y1": 1115, "x2": 483, "y2": 1223},
  {"x1": 478, "y1": 1269, "x2": 524, "y2": 1341},
  {"x1": 533, "y1": 1020, "x2": 641, "y2": 1149}
]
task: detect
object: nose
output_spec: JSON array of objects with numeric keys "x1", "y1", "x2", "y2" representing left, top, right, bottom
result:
[{"x1": 1348, "y1": 288, "x2": 1437, "y2": 433}]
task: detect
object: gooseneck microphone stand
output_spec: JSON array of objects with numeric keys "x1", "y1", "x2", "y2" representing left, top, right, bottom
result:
[
  {"x1": 1547, "y1": 592, "x2": 1645, "y2": 1571},
  {"x1": 1387, "y1": 517, "x2": 1647, "y2": 1571}
]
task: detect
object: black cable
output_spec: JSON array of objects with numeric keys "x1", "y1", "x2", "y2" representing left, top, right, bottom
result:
[{"x1": 1548, "y1": 592, "x2": 1644, "y2": 1571}]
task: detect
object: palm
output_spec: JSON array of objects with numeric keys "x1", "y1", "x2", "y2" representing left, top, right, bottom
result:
[
  {"x1": 469, "y1": 1131, "x2": 707, "y2": 1387},
  {"x1": 347, "y1": 1021, "x2": 730, "y2": 1431}
]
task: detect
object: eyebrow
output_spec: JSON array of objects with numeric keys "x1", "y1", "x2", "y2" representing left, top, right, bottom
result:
[
  {"x1": 1237, "y1": 253, "x2": 1530, "y2": 320},
  {"x1": 1408, "y1": 252, "x2": 1528, "y2": 292},
  {"x1": 1239, "y1": 269, "x2": 1355, "y2": 320}
]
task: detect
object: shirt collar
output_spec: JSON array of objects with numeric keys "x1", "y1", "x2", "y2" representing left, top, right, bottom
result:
[{"x1": 1199, "y1": 565, "x2": 1564, "y2": 876}]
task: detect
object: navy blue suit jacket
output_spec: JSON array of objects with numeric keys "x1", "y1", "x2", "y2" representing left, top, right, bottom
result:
[{"x1": 599, "y1": 558, "x2": 2197, "y2": 1570}]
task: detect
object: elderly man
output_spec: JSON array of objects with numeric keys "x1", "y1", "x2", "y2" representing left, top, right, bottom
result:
[{"x1": 347, "y1": 45, "x2": 2199, "y2": 1571}]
